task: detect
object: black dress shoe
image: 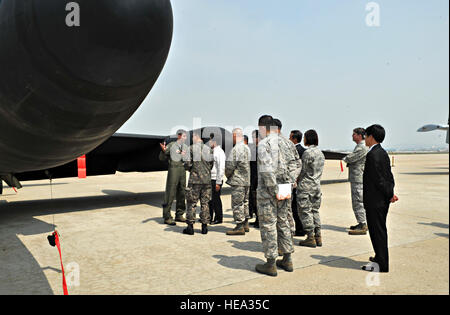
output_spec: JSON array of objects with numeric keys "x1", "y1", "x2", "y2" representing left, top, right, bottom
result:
[
  {"x1": 212, "y1": 220, "x2": 223, "y2": 225},
  {"x1": 362, "y1": 264, "x2": 375, "y2": 272}
]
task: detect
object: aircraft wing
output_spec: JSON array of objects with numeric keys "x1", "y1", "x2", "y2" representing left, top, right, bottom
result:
[
  {"x1": 322, "y1": 151, "x2": 348, "y2": 160},
  {"x1": 11, "y1": 133, "x2": 169, "y2": 182},
  {"x1": 2, "y1": 131, "x2": 348, "y2": 188},
  {"x1": 417, "y1": 120, "x2": 449, "y2": 144}
]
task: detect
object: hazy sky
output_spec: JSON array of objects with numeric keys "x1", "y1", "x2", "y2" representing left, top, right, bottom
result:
[{"x1": 119, "y1": 0, "x2": 449, "y2": 151}]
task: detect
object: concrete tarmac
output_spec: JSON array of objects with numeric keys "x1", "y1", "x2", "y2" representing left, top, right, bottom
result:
[{"x1": 0, "y1": 153, "x2": 448, "y2": 295}]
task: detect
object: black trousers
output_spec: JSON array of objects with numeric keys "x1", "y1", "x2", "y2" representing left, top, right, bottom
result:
[
  {"x1": 209, "y1": 180, "x2": 223, "y2": 221},
  {"x1": 249, "y1": 187, "x2": 257, "y2": 219},
  {"x1": 292, "y1": 188, "x2": 304, "y2": 233},
  {"x1": 366, "y1": 205, "x2": 389, "y2": 272}
]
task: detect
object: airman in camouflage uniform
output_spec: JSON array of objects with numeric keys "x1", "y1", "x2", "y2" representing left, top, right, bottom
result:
[
  {"x1": 343, "y1": 128, "x2": 369, "y2": 235},
  {"x1": 225, "y1": 128, "x2": 251, "y2": 235},
  {"x1": 159, "y1": 130, "x2": 189, "y2": 225},
  {"x1": 183, "y1": 132, "x2": 214, "y2": 235},
  {"x1": 274, "y1": 122, "x2": 302, "y2": 237},
  {"x1": 255, "y1": 116, "x2": 298, "y2": 277},
  {"x1": 297, "y1": 129, "x2": 325, "y2": 248}
]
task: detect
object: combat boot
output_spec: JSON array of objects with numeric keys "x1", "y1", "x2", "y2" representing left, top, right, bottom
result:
[
  {"x1": 183, "y1": 224, "x2": 194, "y2": 235},
  {"x1": 255, "y1": 259, "x2": 277, "y2": 277},
  {"x1": 175, "y1": 215, "x2": 186, "y2": 223},
  {"x1": 314, "y1": 229, "x2": 322, "y2": 247},
  {"x1": 348, "y1": 223, "x2": 368, "y2": 235},
  {"x1": 164, "y1": 217, "x2": 176, "y2": 226},
  {"x1": 276, "y1": 254, "x2": 294, "y2": 272},
  {"x1": 299, "y1": 233, "x2": 317, "y2": 248},
  {"x1": 244, "y1": 219, "x2": 250, "y2": 232},
  {"x1": 201, "y1": 223, "x2": 208, "y2": 235},
  {"x1": 226, "y1": 223, "x2": 245, "y2": 235}
]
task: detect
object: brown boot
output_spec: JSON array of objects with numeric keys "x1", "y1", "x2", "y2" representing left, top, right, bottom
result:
[
  {"x1": 299, "y1": 233, "x2": 317, "y2": 248},
  {"x1": 226, "y1": 223, "x2": 245, "y2": 235},
  {"x1": 348, "y1": 223, "x2": 368, "y2": 235},
  {"x1": 255, "y1": 259, "x2": 277, "y2": 277},
  {"x1": 315, "y1": 235, "x2": 322, "y2": 247},
  {"x1": 276, "y1": 254, "x2": 294, "y2": 272},
  {"x1": 314, "y1": 229, "x2": 322, "y2": 247},
  {"x1": 175, "y1": 215, "x2": 186, "y2": 223},
  {"x1": 164, "y1": 217, "x2": 176, "y2": 226},
  {"x1": 244, "y1": 219, "x2": 250, "y2": 232}
]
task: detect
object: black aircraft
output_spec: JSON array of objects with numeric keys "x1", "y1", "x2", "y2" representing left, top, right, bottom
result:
[{"x1": 0, "y1": 0, "x2": 346, "y2": 193}]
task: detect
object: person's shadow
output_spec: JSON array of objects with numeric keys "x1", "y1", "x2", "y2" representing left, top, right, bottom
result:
[
  {"x1": 227, "y1": 240, "x2": 263, "y2": 253},
  {"x1": 311, "y1": 255, "x2": 367, "y2": 271},
  {"x1": 321, "y1": 224, "x2": 348, "y2": 233},
  {"x1": 418, "y1": 222, "x2": 449, "y2": 229},
  {"x1": 212, "y1": 255, "x2": 265, "y2": 272}
]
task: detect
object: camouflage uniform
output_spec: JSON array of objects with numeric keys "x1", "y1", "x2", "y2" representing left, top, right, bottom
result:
[
  {"x1": 225, "y1": 141, "x2": 251, "y2": 224},
  {"x1": 257, "y1": 133, "x2": 298, "y2": 260},
  {"x1": 297, "y1": 145, "x2": 325, "y2": 235},
  {"x1": 278, "y1": 134, "x2": 302, "y2": 235},
  {"x1": 184, "y1": 141, "x2": 214, "y2": 225},
  {"x1": 159, "y1": 140, "x2": 189, "y2": 220},
  {"x1": 343, "y1": 141, "x2": 368, "y2": 224}
]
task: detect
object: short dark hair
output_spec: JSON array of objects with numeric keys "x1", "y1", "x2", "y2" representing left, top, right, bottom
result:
[
  {"x1": 209, "y1": 133, "x2": 217, "y2": 143},
  {"x1": 258, "y1": 115, "x2": 273, "y2": 131},
  {"x1": 304, "y1": 129, "x2": 319, "y2": 146},
  {"x1": 273, "y1": 118, "x2": 282, "y2": 131},
  {"x1": 365, "y1": 124, "x2": 385, "y2": 143},
  {"x1": 290, "y1": 130, "x2": 303, "y2": 143},
  {"x1": 353, "y1": 128, "x2": 366, "y2": 139},
  {"x1": 244, "y1": 135, "x2": 249, "y2": 143},
  {"x1": 177, "y1": 129, "x2": 187, "y2": 136}
]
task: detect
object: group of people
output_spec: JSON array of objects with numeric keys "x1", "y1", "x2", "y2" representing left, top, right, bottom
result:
[{"x1": 159, "y1": 115, "x2": 397, "y2": 276}]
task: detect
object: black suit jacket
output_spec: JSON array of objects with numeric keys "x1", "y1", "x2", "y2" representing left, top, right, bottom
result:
[
  {"x1": 363, "y1": 144, "x2": 395, "y2": 209},
  {"x1": 295, "y1": 144, "x2": 306, "y2": 159}
]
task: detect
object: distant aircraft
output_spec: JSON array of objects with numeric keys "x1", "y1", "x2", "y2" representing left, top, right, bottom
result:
[
  {"x1": 0, "y1": 0, "x2": 346, "y2": 194},
  {"x1": 417, "y1": 117, "x2": 449, "y2": 144}
]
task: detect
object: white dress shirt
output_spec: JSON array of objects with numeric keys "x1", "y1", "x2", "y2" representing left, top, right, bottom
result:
[{"x1": 211, "y1": 145, "x2": 226, "y2": 185}]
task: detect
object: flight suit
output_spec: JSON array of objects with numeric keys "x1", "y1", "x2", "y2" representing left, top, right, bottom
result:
[{"x1": 160, "y1": 140, "x2": 189, "y2": 220}]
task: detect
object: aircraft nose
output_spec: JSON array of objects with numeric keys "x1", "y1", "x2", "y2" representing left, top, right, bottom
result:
[
  {"x1": 30, "y1": 0, "x2": 173, "y2": 87},
  {"x1": 0, "y1": 0, "x2": 173, "y2": 173}
]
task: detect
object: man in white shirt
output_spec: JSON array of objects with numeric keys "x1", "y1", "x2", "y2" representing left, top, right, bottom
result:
[{"x1": 209, "y1": 135, "x2": 226, "y2": 224}]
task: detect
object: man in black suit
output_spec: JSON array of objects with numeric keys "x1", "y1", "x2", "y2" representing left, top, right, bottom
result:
[
  {"x1": 290, "y1": 130, "x2": 306, "y2": 158},
  {"x1": 362, "y1": 124, "x2": 398, "y2": 273},
  {"x1": 249, "y1": 130, "x2": 259, "y2": 227},
  {"x1": 289, "y1": 130, "x2": 307, "y2": 236}
]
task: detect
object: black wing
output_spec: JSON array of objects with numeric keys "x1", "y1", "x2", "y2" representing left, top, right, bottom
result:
[
  {"x1": 322, "y1": 150, "x2": 348, "y2": 160},
  {"x1": 11, "y1": 133, "x2": 168, "y2": 182}
]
